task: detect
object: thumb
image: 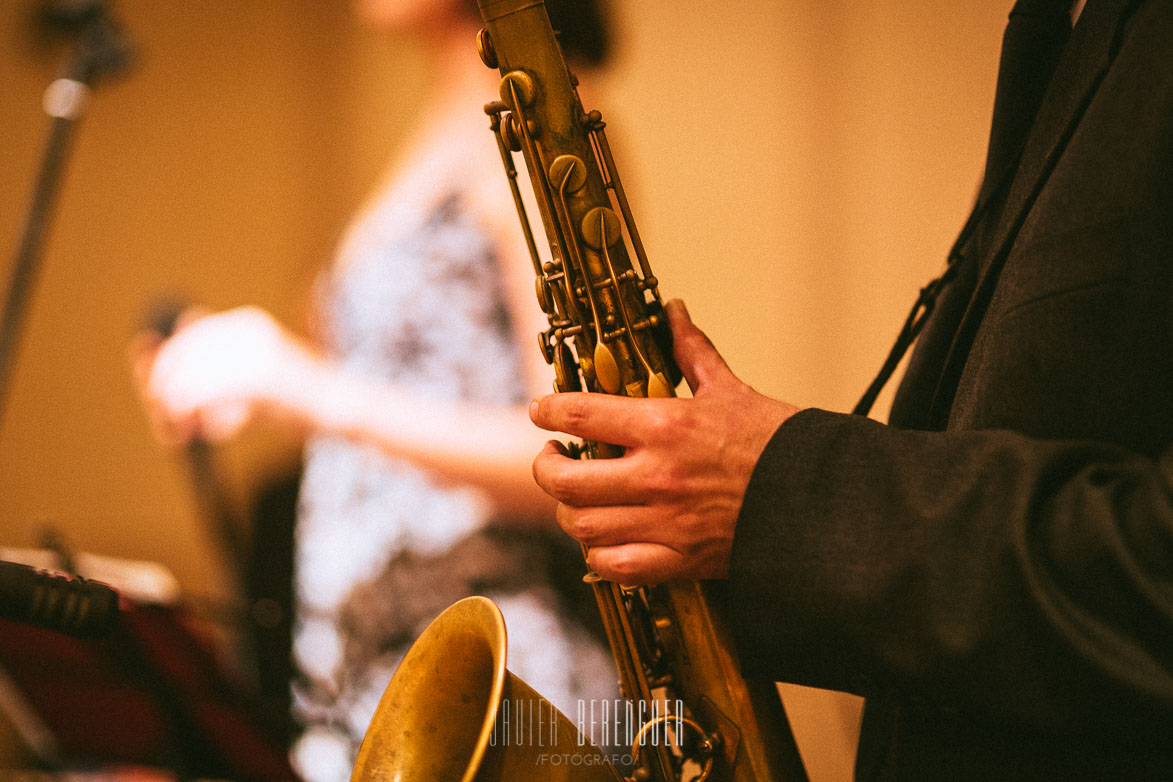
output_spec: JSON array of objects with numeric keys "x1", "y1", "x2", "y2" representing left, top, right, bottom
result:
[{"x1": 665, "y1": 299, "x2": 734, "y2": 394}]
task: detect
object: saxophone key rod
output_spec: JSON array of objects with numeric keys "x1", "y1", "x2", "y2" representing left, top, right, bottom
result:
[{"x1": 476, "y1": 1, "x2": 809, "y2": 779}]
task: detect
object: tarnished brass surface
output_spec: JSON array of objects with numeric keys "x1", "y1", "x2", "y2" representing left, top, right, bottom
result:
[
  {"x1": 351, "y1": 596, "x2": 621, "y2": 782},
  {"x1": 475, "y1": 2, "x2": 811, "y2": 780}
]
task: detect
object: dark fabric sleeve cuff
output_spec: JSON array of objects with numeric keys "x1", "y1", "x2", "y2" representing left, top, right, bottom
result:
[{"x1": 725, "y1": 407, "x2": 882, "y2": 693}]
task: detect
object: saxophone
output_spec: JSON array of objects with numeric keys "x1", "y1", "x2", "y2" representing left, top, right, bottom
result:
[{"x1": 474, "y1": 2, "x2": 809, "y2": 780}]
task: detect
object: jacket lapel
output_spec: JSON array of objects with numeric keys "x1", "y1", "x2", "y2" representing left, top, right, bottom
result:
[{"x1": 923, "y1": 0, "x2": 1139, "y2": 428}]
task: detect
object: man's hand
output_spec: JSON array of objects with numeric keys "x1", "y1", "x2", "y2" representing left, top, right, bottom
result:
[{"x1": 529, "y1": 299, "x2": 800, "y2": 584}]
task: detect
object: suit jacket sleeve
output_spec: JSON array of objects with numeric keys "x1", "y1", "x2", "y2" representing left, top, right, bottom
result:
[{"x1": 726, "y1": 407, "x2": 1173, "y2": 742}]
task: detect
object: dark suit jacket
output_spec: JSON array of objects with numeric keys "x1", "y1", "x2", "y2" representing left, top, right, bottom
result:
[{"x1": 726, "y1": 0, "x2": 1173, "y2": 779}]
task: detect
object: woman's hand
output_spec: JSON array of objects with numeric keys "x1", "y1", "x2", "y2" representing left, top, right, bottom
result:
[{"x1": 130, "y1": 305, "x2": 322, "y2": 444}]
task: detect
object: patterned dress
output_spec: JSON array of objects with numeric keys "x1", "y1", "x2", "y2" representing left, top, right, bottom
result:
[{"x1": 287, "y1": 192, "x2": 618, "y2": 782}]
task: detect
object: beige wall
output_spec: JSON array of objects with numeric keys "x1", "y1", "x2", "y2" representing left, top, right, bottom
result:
[
  {"x1": 0, "y1": 1, "x2": 1010, "y2": 778},
  {"x1": 593, "y1": 5, "x2": 1007, "y2": 778},
  {"x1": 0, "y1": 1, "x2": 408, "y2": 605}
]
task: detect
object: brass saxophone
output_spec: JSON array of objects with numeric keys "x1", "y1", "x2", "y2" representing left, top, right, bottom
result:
[{"x1": 474, "y1": 2, "x2": 810, "y2": 780}]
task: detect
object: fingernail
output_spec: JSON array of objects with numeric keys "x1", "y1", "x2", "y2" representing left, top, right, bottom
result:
[
  {"x1": 667, "y1": 298, "x2": 691, "y2": 322},
  {"x1": 529, "y1": 398, "x2": 539, "y2": 420}
]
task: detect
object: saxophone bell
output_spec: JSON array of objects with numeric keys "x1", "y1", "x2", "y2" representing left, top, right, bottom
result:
[{"x1": 350, "y1": 597, "x2": 623, "y2": 782}]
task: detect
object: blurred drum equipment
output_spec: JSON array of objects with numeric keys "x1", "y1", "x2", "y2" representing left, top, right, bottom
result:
[{"x1": 0, "y1": 556, "x2": 299, "y2": 780}]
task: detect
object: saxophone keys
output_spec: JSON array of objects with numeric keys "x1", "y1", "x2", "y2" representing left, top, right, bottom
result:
[
  {"x1": 537, "y1": 330, "x2": 555, "y2": 364},
  {"x1": 476, "y1": 28, "x2": 498, "y2": 69},
  {"x1": 549, "y1": 154, "x2": 588, "y2": 194},
  {"x1": 502, "y1": 114, "x2": 523, "y2": 152},
  {"x1": 647, "y1": 372, "x2": 672, "y2": 399},
  {"x1": 534, "y1": 276, "x2": 553, "y2": 314},
  {"x1": 499, "y1": 70, "x2": 536, "y2": 110},
  {"x1": 593, "y1": 340, "x2": 621, "y2": 394},
  {"x1": 581, "y1": 206, "x2": 622, "y2": 250},
  {"x1": 553, "y1": 342, "x2": 582, "y2": 392}
]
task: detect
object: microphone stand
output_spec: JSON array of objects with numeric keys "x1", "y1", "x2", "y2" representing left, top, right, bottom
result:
[
  {"x1": 0, "y1": 7, "x2": 211, "y2": 776},
  {"x1": 0, "y1": 0, "x2": 134, "y2": 421},
  {"x1": 0, "y1": 9, "x2": 299, "y2": 776}
]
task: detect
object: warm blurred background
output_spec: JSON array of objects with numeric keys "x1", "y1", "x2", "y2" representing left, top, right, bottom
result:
[{"x1": 0, "y1": 1, "x2": 1008, "y2": 779}]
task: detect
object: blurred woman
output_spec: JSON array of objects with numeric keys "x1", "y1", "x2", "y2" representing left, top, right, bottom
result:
[{"x1": 134, "y1": 1, "x2": 615, "y2": 779}]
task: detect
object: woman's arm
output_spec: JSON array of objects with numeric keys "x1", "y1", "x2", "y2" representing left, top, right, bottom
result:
[{"x1": 136, "y1": 305, "x2": 557, "y2": 521}]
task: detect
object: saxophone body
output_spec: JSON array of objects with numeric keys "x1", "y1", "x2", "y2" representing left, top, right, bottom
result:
[{"x1": 475, "y1": 3, "x2": 809, "y2": 780}]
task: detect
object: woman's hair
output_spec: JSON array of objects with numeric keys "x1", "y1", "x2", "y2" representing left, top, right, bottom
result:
[{"x1": 460, "y1": 0, "x2": 611, "y2": 67}]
